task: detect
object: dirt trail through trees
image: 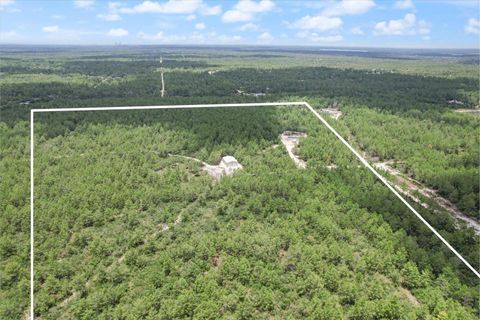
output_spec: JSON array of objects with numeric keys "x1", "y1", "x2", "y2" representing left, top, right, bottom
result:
[
  {"x1": 159, "y1": 56, "x2": 165, "y2": 97},
  {"x1": 280, "y1": 132, "x2": 307, "y2": 168},
  {"x1": 453, "y1": 108, "x2": 479, "y2": 114},
  {"x1": 374, "y1": 161, "x2": 480, "y2": 234},
  {"x1": 160, "y1": 72, "x2": 165, "y2": 97},
  {"x1": 339, "y1": 115, "x2": 479, "y2": 234}
]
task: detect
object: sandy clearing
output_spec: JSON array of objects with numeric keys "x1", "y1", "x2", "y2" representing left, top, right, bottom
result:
[
  {"x1": 320, "y1": 108, "x2": 343, "y2": 120},
  {"x1": 400, "y1": 287, "x2": 420, "y2": 306},
  {"x1": 453, "y1": 108, "x2": 480, "y2": 114},
  {"x1": 168, "y1": 153, "x2": 242, "y2": 180},
  {"x1": 280, "y1": 131, "x2": 307, "y2": 168}
]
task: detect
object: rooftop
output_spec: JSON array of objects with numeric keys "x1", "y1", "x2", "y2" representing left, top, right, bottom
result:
[{"x1": 222, "y1": 155, "x2": 238, "y2": 164}]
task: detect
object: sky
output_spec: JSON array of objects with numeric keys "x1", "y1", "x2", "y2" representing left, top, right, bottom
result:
[{"x1": 0, "y1": 0, "x2": 479, "y2": 48}]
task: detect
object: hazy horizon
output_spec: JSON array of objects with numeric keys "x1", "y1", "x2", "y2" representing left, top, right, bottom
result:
[{"x1": 0, "y1": 44, "x2": 478, "y2": 52}]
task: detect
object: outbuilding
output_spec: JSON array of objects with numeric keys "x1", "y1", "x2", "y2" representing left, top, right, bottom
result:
[{"x1": 219, "y1": 156, "x2": 243, "y2": 175}]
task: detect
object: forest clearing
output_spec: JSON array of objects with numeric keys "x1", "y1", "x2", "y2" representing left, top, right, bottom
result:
[
  {"x1": 169, "y1": 153, "x2": 243, "y2": 180},
  {"x1": 280, "y1": 131, "x2": 307, "y2": 168}
]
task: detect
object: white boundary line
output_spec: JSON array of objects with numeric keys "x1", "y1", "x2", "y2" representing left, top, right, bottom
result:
[{"x1": 30, "y1": 101, "x2": 480, "y2": 319}]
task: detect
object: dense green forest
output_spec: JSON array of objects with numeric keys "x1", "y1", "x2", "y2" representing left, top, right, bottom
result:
[
  {"x1": 341, "y1": 107, "x2": 479, "y2": 217},
  {"x1": 0, "y1": 46, "x2": 479, "y2": 319}
]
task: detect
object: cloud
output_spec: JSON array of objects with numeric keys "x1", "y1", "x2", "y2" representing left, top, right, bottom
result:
[
  {"x1": 107, "y1": 28, "x2": 128, "y2": 37},
  {"x1": 138, "y1": 31, "x2": 164, "y2": 40},
  {"x1": 108, "y1": 2, "x2": 121, "y2": 9},
  {"x1": 417, "y1": 20, "x2": 430, "y2": 34},
  {"x1": 138, "y1": 31, "x2": 204, "y2": 42},
  {"x1": 121, "y1": 0, "x2": 192, "y2": 13},
  {"x1": 297, "y1": 31, "x2": 344, "y2": 42},
  {"x1": 98, "y1": 13, "x2": 121, "y2": 21},
  {"x1": 290, "y1": 15, "x2": 343, "y2": 32},
  {"x1": 442, "y1": 1, "x2": 479, "y2": 7},
  {"x1": 98, "y1": 2, "x2": 122, "y2": 21},
  {"x1": 0, "y1": 0, "x2": 19, "y2": 12},
  {"x1": 322, "y1": 0, "x2": 375, "y2": 16},
  {"x1": 74, "y1": 0, "x2": 94, "y2": 8},
  {"x1": 350, "y1": 26, "x2": 364, "y2": 35},
  {"x1": 195, "y1": 22, "x2": 206, "y2": 30},
  {"x1": 235, "y1": 0, "x2": 274, "y2": 12},
  {"x1": 297, "y1": 1, "x2": 330, "y2": 10},
  {"x1": 215, "y1": 34, "x2": 243, "y2": 43},
  {"x1": 373, "y1": 13, "x2": 430, "y2": 36},
  {"x1": 42, "y1": 25, "x2": 60, "y2": 33},
  {"x1": 288, "y1": 1, "x2": 372, "y2": 35},
  {"x1": 258, "y1": 31, "x2": 273, "y2": 41},
  {"x1": 0, "y1": 30, "x2": 17, "y2": 40},
  {"x1": 394, "y1": 0, "x2": 414, "y2": 9},
  {"x1": 286, "y1": 0, "x2": 373, "y2": 45},
  {"x1": 222, "y1": 0, "x2": 274, "y2": 23},
  {"x1": 137, "y1": 31, "x2": 243, "y2": 44},
  {"x1": 465, "y1": 18, "x2": 480, "y2": 34},
  {"x1": 200, "y1": 5, "x2": 221, "y2": 15},
  {"x1": 222, "y1": 10, "x2": 252, "y2": 22},
  {"x1": 0, "y1": 0, "x2": 15, "y2": 7},
  {"x1": 100, "y1": 1, "x2": 216, "y2": 22},
  {"x1": 190, "y1": 33, "x2": 205, "y2": 41},
  {"x1": 120, "y1": 0, "x2": 220, "y2": 15},
  {"x1": 237, "y1": 23, "x2": 259, "y2": 31}
]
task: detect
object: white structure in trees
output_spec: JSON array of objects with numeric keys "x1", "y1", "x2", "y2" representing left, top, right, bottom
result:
[
  {"x1": 199, "y1": 155, "x2": 243, "y2": 180},
  {"x1": 219, "y1": 156, "x2": 243, "y2": 175}
]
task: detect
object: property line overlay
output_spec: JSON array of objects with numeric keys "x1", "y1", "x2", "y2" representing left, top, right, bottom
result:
[{"x1": 29, "y1": 102, "x2": 480, "y2": 319}]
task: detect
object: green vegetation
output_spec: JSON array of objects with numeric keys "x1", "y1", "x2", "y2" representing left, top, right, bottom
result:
[
  {"x1": 1, "y1": 46, "x2": 478, "y2": 319},
  {"x1": 342, "y1": 107, "x2": 479, "y2": 217}
]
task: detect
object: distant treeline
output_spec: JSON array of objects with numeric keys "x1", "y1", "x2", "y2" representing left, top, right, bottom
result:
[{"x1": 2, "y1": 65, "x2": 478, "y2": 125}]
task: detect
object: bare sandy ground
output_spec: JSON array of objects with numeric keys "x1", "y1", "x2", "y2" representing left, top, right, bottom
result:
[
  {"x1": 168, "y1": 154, "x2": 242, "y2": 180},
  {"x1": 320, "y1": 108, "x2": 343, "y2": 120},
  {"x1": 453, "y1": 108, "x2": 479, "y2": 114},
  {"x1": 280, "y1": 131, "x2": 307, "y2": 168}
]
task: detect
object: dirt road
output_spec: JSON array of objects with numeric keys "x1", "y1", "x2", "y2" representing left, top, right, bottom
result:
[
  {"x1": 339, "y1": 117, "x2": 479, "y2": 234},
  {"x1": 160, "y1": 72, "x2": 165, "y2": 97},
  {"x1": 374, "y1": 161, "x2": 480, "y2": 234},
  {"x1": 453, "y1": 108, "x2": 479, "y2": 114},
  {"x1": 280, "y1": 132, "x2": 307, "y2": 168}
]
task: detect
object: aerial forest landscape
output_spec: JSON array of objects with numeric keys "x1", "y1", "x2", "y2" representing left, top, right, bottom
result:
[{"x1": 0, "y1": 1, "x2": 479, "y2": 319}]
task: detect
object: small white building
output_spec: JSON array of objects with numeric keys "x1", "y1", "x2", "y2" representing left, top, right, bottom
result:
[
  {"x1": 202, "y1": 155, "x2": 243, "y2": 180},
  {"x1": 219, "y1": 156, "x2": 243, "y2": 175}
]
